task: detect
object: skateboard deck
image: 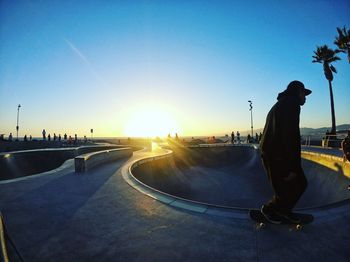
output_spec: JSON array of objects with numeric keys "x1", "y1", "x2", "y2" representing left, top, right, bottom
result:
[{"x1": 249, "y1": 209, "x2": 313, "y2": 230}]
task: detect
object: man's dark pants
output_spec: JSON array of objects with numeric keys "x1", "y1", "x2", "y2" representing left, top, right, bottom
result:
[{"x1": 261, "y1": 154, "x2": 307, "y2": 214}]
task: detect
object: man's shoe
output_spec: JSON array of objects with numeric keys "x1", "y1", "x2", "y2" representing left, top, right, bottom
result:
[{"x1": 261, "y1": 205, "x2": 282, "y2": 224}]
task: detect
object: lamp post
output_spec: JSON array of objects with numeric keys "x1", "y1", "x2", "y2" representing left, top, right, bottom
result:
[
  {"x1": 248, "y1": 100, "x2": 253, "y2": 138},
  {"x1": 16, "y1": 104, "x2": 21, "y2": 141}
]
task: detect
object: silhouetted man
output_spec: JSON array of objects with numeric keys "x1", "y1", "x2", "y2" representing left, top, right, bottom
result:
[{"x1": 260, "y1": 80, "x2": 311, "y2": 224}]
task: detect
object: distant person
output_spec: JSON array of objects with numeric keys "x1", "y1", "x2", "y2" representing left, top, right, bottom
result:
[
  {"x1": 64, "y1": 133, "x2": 67, "y2": 140},
  {"x1": 24, "y1": 134, "x2": 27, "y2": 141},
  {"x1": 324, "y1": 130, "x2": 330, "y2": 147},
  {"x1": 247, "y1": 134, "x2": 251, "y2": 143},
  {"x1": 9, "y1": 133, "x2": 13, "y2": 141},
  {"x1": 255, "y1": 133, "x2": 259, "y2": 143},
  {"x1": 325, "y1": 130, "x2": 330, "y2": 139},
  {"x1": 84, "y1": 135, "x2": 87, "y2": 143},
  {"x1": 341, "y1": 129, "x2": 350, "y2": 162},
  {"x1": 231, "y1": 131, "x2": 235, "y2": 144},
  {"x1": 29, "y1": 135, "x2": 32, "y2": 141},
  {"x1": 48, "y1": 134, "x2": 51, "y2": 141},
  {"x1": 42, "y1": 129, "x2": 46, "y2": 140},
  {"x1": 259, "y1": 80, "x2": 311, "y2": 224},
  {"x1": 68, "y1": 135, "x2": 72, "y2": 144},
  {"x1": 54, "y1": 133, "x2": 57, "y2": 141},
  {"x1": 175, "y1": 133, "x2": 179, "y2": 140},
  {"x1": 236, "y1": 131, "x2": 240, "y2": 143},
  {"x1": 58, "y1": 134, "x2": 61, "y2": 141}
]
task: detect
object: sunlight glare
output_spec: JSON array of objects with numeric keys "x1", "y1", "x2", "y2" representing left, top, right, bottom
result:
[{"x1": 124, "y1": 107, "x2": 180, "y2": 137}]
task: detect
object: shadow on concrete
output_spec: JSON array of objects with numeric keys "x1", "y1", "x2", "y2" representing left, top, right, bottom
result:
[{"x1": 0, "y1": 159, "x2": 126, "y2": 260}]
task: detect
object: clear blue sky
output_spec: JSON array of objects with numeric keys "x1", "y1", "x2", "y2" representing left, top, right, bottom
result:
[{"x1": 1, "y1": 1, "x2": 349, "y2": 137}]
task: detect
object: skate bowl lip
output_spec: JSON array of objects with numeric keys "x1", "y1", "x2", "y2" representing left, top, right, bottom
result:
[{"x1": 123, "y1": 144, "x2": 350, "y2": 217}]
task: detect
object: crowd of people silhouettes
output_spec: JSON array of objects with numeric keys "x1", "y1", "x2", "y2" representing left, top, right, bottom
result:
[{"x1": 1, "y1": 129, "x2": 89, "y2": 145}]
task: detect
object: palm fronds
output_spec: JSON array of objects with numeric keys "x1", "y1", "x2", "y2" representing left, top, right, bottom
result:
[{"x1": 334, "y1": 26, "x2": 350, "y2": 62}]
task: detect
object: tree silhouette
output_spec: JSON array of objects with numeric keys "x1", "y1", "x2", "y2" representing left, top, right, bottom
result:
[
  {"x1": 312, "y1": 45, "x2": 341, "y2": 134},
  {"x1": 334, "y1": 26, "x2": 350, "y2": 63}
]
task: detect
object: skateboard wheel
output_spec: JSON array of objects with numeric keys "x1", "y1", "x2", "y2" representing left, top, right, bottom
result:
[
  {"x1": 296, "y1": 224, "x2": 302, "y2": 230},
  {"x1": 258, "y1": 222, "x2": 265, "y2": 229}
]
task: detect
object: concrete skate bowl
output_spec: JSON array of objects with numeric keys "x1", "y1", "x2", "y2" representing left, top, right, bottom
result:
[
  {"x1": 131, "y1": 145, "x2": 350, "y2": 210},
  {"x1": 0, "y1": 145, "x2": 139, "y2": 181}
]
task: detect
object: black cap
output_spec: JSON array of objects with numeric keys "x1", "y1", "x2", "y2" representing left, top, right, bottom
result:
[{"x1": 287, "y1": 81, "x2": 312, "y2": 96}]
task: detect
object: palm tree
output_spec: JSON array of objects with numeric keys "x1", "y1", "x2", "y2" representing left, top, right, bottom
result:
[
  {"x1": 312, "y1": 45, "x2": 341, "y2": 134},
  {"x1": 334, "y1": 26, "x2": 350, "y2": 63}
]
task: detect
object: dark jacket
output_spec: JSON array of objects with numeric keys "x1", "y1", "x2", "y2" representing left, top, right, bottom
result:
[{"x1": 260, "y1": 90, "x2": 301, "y2": 172}]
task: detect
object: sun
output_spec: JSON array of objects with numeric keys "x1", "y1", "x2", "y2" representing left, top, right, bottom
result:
[{"x1": 124, "y1": 106, "x2": 180, "y2": 138}]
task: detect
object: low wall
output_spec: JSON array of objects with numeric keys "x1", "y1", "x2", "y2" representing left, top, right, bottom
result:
[{"x1": 75, "y1": 148, "x2": 133, "y2": 173}]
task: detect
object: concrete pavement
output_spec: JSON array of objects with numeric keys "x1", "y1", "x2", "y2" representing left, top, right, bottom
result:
[{"x1": 0, "y1": 147, "x2": 349, "y2": 261}]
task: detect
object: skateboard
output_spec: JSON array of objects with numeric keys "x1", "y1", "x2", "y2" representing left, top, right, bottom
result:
[{"x1": 249, "y1": 209, "x2": 314, "y2": 231}]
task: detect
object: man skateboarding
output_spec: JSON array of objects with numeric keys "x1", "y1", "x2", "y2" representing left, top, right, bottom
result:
[{"x1": 259, "y1": 80, "x2": 312, "y2": 224}]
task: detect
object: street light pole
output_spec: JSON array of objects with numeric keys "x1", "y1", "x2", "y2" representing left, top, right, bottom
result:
[
  {"x1": 248, "y1": 100, "x2": 253, "y2": 138},
  {"x1": 16, "y1": 104, "x2": 21, "y2": 141}
]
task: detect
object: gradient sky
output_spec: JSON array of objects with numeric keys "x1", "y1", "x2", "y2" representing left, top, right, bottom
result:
[{"x1": 1, "y1": 1, "x2": 349, "y2": 138}]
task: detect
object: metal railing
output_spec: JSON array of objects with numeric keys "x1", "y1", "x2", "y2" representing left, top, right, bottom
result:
[
  {"x1": 302, "y1": 133, "x2": 347, "y2": 148},
  {"x1": 0, "y1": 213, "x2": 9, "y2": 262},
  {"x1": 0, "y1": 212, "x2": 24, "y2": 262}
]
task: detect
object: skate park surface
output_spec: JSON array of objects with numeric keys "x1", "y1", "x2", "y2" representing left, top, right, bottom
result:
[
  {"x1": 0, "y1": 144, "x2": 349, "y2": 261},
  {"x1": 131, "y1": 145, "x2": 350, "y2": 210}
]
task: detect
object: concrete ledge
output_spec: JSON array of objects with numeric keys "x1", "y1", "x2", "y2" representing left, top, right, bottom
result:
[
  {"x1": 301, "y1": 150, "x2": 350, "y2": 179},
  {"x1": 75, "y1": 147, "x2": 132, "y2": 173}
]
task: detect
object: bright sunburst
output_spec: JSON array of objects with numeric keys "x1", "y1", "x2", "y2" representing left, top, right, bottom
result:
[{"x1": 124, "y1": 106, "x2": 180, "y2": 138}]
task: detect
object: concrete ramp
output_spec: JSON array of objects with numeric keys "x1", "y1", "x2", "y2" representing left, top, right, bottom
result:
[{"x1": 132, "y1": 145, "x2": 350, "y2": 209}]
